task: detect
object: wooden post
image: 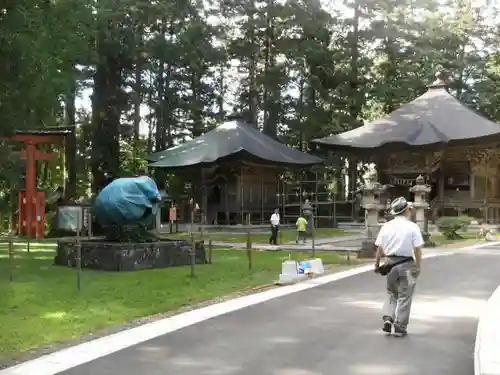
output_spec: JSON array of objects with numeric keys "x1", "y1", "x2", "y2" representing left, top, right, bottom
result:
[
  {"x1": 201, "y1": 169, "x2": 208, "y2": 226},
  {"x1": 155, "y1": 207, "x2": 161, "y2": 234},
  {"x1": 75, "y1": 210, "x2": 82, "y2": 291},
  {"x1": 201, "y1": 214, "x2": 205, "y2": 244},
  {"x1": 350, "y1": 159, "x2": 356, "y2": 222},
  {"x1": 190, "y1": 202, "x2": 196, "y2": 278},
  {"x1": 333, "y1": 188, "x2": 337, "y2": 228},
  {"x1": 240, "y1": 168, "x2": 244, "y2": 224},
  {"x1": 208, "y1": 239, "x2": 213, "y2": 264},
  {"x1": 246, "y1": 213, "x2": 252, "y2": 270},
  {"x1": 312, "y1": 214, "x2": 316, "y2": 258},
  {"x1": 314, "y1": 171, "x2": 319, "y2": 227},
  {"x1": 260, "y1": 178, "x2": 264, "y2": 223},
  {"x1": 282, "y1": 178, "x2": 286, "y2": 220},
  {"x1": 87, "y1": 208, "x2": 92, "y2": 239},
  {"x1": 8, "y1": 215, "x2": 14, "y2": 282},
  {"x1": 224, "y1": 182, "x2": 229, "y2": 225},
  {"x1": 26, "y1": 142, "x2": 36, "y2": 252},
  {"x1": 485, "y1": 160, "x2": 489, "y2": 224},
  {"x1": 299, "y1": 172, "x2": 303, "y2": 217}
]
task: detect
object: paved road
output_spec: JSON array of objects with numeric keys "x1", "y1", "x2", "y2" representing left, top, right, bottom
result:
[{"x1": 59, "y1": 246, "x2": 500, "y2": 375}]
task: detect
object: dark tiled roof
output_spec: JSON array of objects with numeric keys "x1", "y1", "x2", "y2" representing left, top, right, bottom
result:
[
  {"x1": 312, "y1": 79, "x2": 500, "y2": 151},
  {"x1": 147, "y1": 119, "x2": 323, "y2": 169}
]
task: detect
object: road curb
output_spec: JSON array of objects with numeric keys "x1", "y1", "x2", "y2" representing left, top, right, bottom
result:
[{"x1": 475, "y1": 284, "x2": 500, "y2": 375}]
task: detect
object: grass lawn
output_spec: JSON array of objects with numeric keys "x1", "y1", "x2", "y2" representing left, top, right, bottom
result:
[
  {"x1": 0, "y1": 242, "x2": 353, "y2": 362},
  {"x1": 164, "y1": 227, "x2": 348, "y2": 243},
  {"x1": 430, "y1": 232, "x2": 481, "y2": 247}
]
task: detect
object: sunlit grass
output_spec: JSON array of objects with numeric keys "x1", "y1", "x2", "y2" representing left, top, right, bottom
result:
[
  {"x1": 0, "y1": 242, "x2": 350, "y2": 361},
  {"x1": 165, "y1": 227, "x2": 348, "y2": 243},
  {"x1": 430, "y1": 232, "x2": 479, "y2": 246}
]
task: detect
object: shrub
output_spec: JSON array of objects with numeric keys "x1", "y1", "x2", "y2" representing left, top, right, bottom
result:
[{"x1": 436, "y1": 216, "x2": 472, "y2": 240}]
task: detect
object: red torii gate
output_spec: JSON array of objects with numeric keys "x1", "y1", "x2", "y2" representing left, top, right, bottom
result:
[{"x1": 5, "y1": 128, "x2": 72, "y2": 239}]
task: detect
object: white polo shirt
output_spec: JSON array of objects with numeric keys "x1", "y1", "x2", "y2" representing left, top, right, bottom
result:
[
  {"x1": 375, "y1": 216, "x2": 424, "y2": 257},
  {"x1": 270, "y1": 213, "x2": 280, "y2": 226}
]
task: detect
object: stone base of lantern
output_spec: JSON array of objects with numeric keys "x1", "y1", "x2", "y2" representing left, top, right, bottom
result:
[
  {"x1": 422, "y1": 231, "x2": 435, "y2": 247},
  {"x1": 359, "y1": 240, "x2": 376, "y2": 258}
]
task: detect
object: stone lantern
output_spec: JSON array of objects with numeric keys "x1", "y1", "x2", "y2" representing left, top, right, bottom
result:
[
  {"x1": 359, "y1": 170, "x2": 387, "y2": 257},
  {"x1": 409, "y1": 175, "x2": 432, "y2": 245}
]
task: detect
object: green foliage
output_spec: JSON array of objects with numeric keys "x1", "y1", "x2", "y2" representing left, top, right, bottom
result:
[
  {"x1": 2, "y1": 0, "x2": 500, "y2": 195},
  {"x1": 436, "y1": 216, "x2": 473, "y2": 240},
  {"x1": 0, "y1": 142, "x2": 23, "y2": 215}
]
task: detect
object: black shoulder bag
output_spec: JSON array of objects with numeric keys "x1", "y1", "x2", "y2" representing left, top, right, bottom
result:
[{"x1": 375, "y1": 256, "x2": 413, "y2": 276}]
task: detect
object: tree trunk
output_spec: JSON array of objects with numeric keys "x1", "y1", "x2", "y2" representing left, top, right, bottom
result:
[
  {"x1": 91, "y1": 27, "x2": 122, "y2": 194},
  {"x1": 64, "y1": 76, "x2": 77, "y2": 201},
  {"x1": 262, "y1": 0, "x2": 278, "y2": 138},
  {"x1": 248, "y1": 8, "x2": 258, "y2": 127},
  {"x1": 347, "y1": 0, "x2": 361, "y2": 197}
]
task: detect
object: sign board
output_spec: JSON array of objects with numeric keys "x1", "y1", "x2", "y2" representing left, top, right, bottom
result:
[
  {"x1": 169, "y1": 207, "x2": 177, "y2": 221},
  {"x1": 57, "y1": 206, "x2": 84, "y2": 231},
  {"x1": 390, "y1": 177, "x2": 414, "y2": 186}
]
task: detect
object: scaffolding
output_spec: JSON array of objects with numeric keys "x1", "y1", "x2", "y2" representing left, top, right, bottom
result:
[{"x1": 279, "y1": 167, "x2": 355, "y2": 227}]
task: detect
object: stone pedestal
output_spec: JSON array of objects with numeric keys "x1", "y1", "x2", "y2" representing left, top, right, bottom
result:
[
  {"x1": 409, "y1": 175, "x2": 434, "y2": 246},
  {"x1": 55, "y1": 238, "x2": 207, "y2": 271},
  {"x1": 359, "y1": 171, "x2": 386, "y2": 258}
]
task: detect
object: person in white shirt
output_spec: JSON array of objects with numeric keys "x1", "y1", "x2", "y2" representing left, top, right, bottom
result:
[
  {"x1": 374, "y1": 196, "x2": 424, "y2": 337},
  {"x1": 269, "y1": 208, "x2": 280, "y2": 245}
]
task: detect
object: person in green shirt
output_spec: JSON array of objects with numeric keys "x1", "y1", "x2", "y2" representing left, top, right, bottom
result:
[{"x1": 296, "y1": 214, "x2": 308, "y2": 244}]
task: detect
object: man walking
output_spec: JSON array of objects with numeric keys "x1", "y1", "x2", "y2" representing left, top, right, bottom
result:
[
  {"x1": 269, "y1": 208, "x2": 280, "y2": 245},
  {"x1": 374, "y1": 197, "x2": 423, "y2": 337},
  {"x1": 295, "y1": 213, "x2": 308, "y2": 244}
]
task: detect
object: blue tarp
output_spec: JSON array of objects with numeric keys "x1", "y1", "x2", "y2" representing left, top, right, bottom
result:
[{"x1": 93, "y1": 176, "x2": 162, "y2": 227}]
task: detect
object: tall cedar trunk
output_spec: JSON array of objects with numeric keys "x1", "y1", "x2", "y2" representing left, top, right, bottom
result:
[
  {"x1": 155, "y1": 60, "x2": 165, "y2": 152},
  {"x1": 456, "y1": 42, "x2": 467, "y2": 99},
  {"x1": 217, "y1": 64, "x2": 225, "y2": 122},
  {"x1": 248, "y1": 7, "x2": 258, "y2": 127},
  {"x1": 132, "y1": 23, "x2": 143, "y2": 174},
  {"x1": 133, "y1": 58, "x2": 142, "y2": 170},
  {"x1": 383, "y1": 36, "x2": 397, "y2": 113},
  {"x1": 64, "y1": 76, "x2": 77, "y2": 201},
  {"x1": 147, "y1": 73, "x2": 154, "y2": 154},
  {"x1": 162, "y1": 63, "x2": 173, "y2": 147},
  {"x1": 262, "y1": 0, "x2": 277, "y2": 138},
  {"x1": 298, "y1": 73, "x2": 305, "y2": 151},
  {"x1": 305, "y1": 63, "x2": 316, "y2": 152},
  {"x1": 348, "y1": 0, "x2": 361, "y2": 195},
  {"x1": 153, "y1": 57, "x2": 165, "y2": 186},
  {"x1": 191, "y1": 70, "x2": 203, "y2": 137},
  {"x1": 91, "y1": 27, "x2": 122, "y2": 194}
]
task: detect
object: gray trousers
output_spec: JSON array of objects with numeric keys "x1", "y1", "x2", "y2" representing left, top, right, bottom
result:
[{"x1": 382, "y1": 261, "x2": 417, "y2": 329}]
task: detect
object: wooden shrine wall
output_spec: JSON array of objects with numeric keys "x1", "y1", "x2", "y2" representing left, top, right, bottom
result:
[
  {"x1": 204, "y1": 164, "x2": 279, "y2": 224},
  {"x1": 378, "y1": 146, "x2": 500, "y2": 221}
]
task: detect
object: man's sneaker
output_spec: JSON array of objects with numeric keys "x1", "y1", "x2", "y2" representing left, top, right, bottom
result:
[
  {"x1": 393, "y1": 324, "x2": 408, "y2": 337},
  {"x1": 382, "y1": 317, "x2": 393, "y2": 333}
]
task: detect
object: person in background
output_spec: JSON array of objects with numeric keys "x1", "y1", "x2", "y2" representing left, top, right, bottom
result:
[
  {"x1": 269, "y1": 208, "x2": 280, "y2": 245},
  {"x1": 295, "y1": 213, "x2": 308, "y2": 244},
  {"x1": 375, "y1": 197, "x2": 423, "y2": 337}
]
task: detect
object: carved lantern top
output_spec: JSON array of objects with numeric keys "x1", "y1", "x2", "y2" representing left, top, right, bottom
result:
[
  {"x1": 365, "y1": 170, "x2": 378, "y2": 184},
  {"x1": 409, "y1": 175, "x2": 431, "y2": 193}
]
